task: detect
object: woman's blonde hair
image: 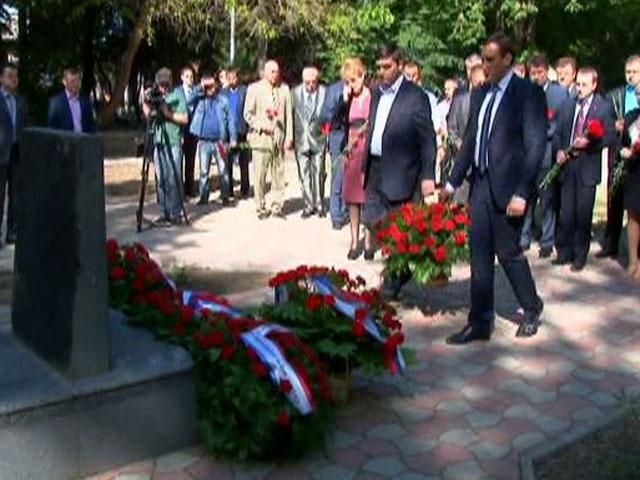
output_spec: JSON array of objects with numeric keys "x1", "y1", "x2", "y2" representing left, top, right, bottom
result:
[{"x1": 340, "y1": 57, "x2": 366, "y2": 80}]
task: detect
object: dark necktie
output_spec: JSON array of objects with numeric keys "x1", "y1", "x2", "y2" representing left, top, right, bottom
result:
[
  {"x1": 304, "y1": 93, "x2": 314, "y2": 120},
  {"x1": 572, "y1": 99, "x2": 586, "y2": 143},
  {"x1": 478, "y1": 86, "x2": 499, "y2": 175}
]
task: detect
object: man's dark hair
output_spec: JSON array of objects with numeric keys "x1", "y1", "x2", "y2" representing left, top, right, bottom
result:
[
  {"x1": 378, "y1": 44, "x2": 404, "y2": 64},
  {"x1": 528, "y1": 53, "x2": 549, "y2": 70},
  {"x1": 226, "y1": 65, "x2": 239, "y2": 74},
  {"x1": 556, "y1": 56, "x2": 577, "y2": 72},
  {"x1": 484, "y1": 32, "x2": 516, "y2": 62},
  {"x1": 0, "y1": 62, "x2": 17, "y2": 76},
  {"x1": 63, "y1": 66, "x2": 80, "y2": 77},
  {"x1": 181, "y1": 65, "x2": 194, "y2": 75}
]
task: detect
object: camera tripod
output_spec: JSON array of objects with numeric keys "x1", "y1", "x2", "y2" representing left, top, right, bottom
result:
[{"x1": 136, "y1": 114, "x2": 190, "y2": 232}]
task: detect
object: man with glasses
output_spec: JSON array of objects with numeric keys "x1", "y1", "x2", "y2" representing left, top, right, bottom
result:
[{"x1": 362, "y1": 44, "x2": 436, "y2": 299}]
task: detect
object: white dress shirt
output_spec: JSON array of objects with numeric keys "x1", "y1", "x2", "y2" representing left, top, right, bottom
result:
[{"x1": 369, "y1": 74, "x2": 404, "y2": 156}]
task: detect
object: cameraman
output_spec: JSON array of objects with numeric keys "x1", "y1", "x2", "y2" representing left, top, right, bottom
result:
[
  {"x1": 189, "y1": 73, "x2": 237, "y2": 206},
  {"x1": 143, "y1": 67, "x2": 189, "y2": 225}
]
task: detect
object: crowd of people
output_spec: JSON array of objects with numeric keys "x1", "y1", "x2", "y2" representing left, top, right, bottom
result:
[{"x1": 0, "y1": 32, "x2": 638, "y2": 341}]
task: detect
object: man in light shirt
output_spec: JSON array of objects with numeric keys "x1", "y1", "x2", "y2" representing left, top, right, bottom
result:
[{"x1": 47, "y1": 67, "x2": 96, "y2": 134}]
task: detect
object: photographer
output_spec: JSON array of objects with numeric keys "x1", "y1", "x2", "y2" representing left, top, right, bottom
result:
[
  {"x1": 189, "y1": 73, "x2": 237, "y2": 206},
  {"x1": 143, "y1": 67, "x2": 189, "y2": 225}
]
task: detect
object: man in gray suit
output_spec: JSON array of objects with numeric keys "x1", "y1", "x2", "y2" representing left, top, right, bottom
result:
[
  {"x1": 0, "y1": 62, "x2": 28, "y2": 246},
  {"x1": 292, "y1": 66, "x2": 327, "y2": 217}
]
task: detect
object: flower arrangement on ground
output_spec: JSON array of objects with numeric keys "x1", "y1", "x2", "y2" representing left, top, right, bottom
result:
[
  {"x1": 263, "y1": 266, "x2": 407, "y2": 379},
  {"x1": 106, "y1": 239, "x2": 333, "y2": 460},
  {"x1": 375, "y1": 202, "x2": 471, "y2": 285}
]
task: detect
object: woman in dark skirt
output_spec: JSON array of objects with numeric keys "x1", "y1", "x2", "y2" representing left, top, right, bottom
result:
[{"x1": 620, "y1": 107, "x2": 640, "y2": 279}]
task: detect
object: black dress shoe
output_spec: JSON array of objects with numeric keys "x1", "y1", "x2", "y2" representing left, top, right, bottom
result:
[
  {"x1": 318, "y1": 208, "x2": 327, "y2": 218},
  {"x1": 551, "y1": 256, "x2": 571, "y2": 266},
  {"x1": 273, "y1": 210, "x2": 286, "y2": 219},
  {"x1": 516, "y1": 303, "x2": 543, "y2": 337},
  {"x1": 301, "y1": 209, "x2": 315, "y2": 219},
  {"x1": 196, "y1": 198, "x2": 208, "y2": 206},
  {"x1": 446, "y1": 324, "x2": 492, "y2": 345},
  {"x1": 595, "y1": 248, "x2": 617, "y2": 259},
  {"x1": 570, "y1": 262, "x2": 585, "y2": 272},
  {"x1": 364, "y1": 248, "x2": 375, "y2": 261},
  {"x1": 539, "y1": 247, "x2": 553, "y2": 259},
  {"x1": 257, "y1": 210, "x2": 270, "y2": 220},
  {"x1": 347, "y1": 249, "x2": 360, "y2": 260}
]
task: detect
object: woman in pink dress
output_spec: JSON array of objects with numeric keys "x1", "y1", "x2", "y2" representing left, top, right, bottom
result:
[{"x1": 339, "y1": 58, "x2": 373, "y2": 260}]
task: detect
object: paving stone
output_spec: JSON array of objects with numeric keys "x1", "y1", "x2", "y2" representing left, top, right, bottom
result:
[
  {"x1": 367, "y1": 423, "x2": 407, "y2": 441},
  {"x1": 310, "y1": 465, "x2": 356, "y2": 480},
  {"x1": 328, "y1": 431, "x2": 362, "y2": 449},
  {"x1": 439, "y1": 428, "x2": 480, "y2": 447},
  {"x1": 456, "y1": 363, "x2": 489, "y2": 377},
  {"x1": 436, "y1": 399, "x2": 473, "y2": 415},
  {"x1": 394, "y1": 436, "x2": 437, "y2": 456},
  {"x1": 464, "y1": 411, "x2": 502, "y2": 429},
  {"x1": 436, "y1": 376, "x2": 469, "y2": 390},
  {"x1": 622, "y1": 351, "x2": 640, "y2": 366},
  {"x1": 362, "y1": 455, "x2": 407, "y2": 477},
  {"x1": 590, "y1": 391, "x2": 618, "y2": 408},
  {"x1": 559, "y1": 381, "x2": 592, "y2": 396},
  {"x1": 512, "y1": 432, "x2": 546, "y2": 450},
  {"x1": 389, "y1": 400, "x2": 435, "y2": 423},
  {"x1": 498, "y1": 379, "x2": 556, "y2": 403},
  {"x1": 492, "y1": 356, "x2": 521, "y2": 370},
  {"x1": 573, "y1": 368, "x2": 606, "y2": 381},
  {"x1": 468, "y1": 441, "x2": 511, "y2": 460},
  {"x1": 503, "y1": 403, "x2": 538, "y2": 420},
  {"x1": 547, "y1": 359, "x2": 577, "y2": 374},
  {"x1": 393, "y1": 474, "x2": 428, "y2": 480},
  {"x1": 114, "y1": 475, "x2": 151, "y2": 480},
  {"x1": 233, "y1": 463, "x2": 274, "y2": 480},
  {"x1": 532, "y1": 415, "x2": 571, "y2": 433},
  {"x1": 442, "y1": 460, "x2": 486, "y2": 480},
  {"x1": 434, "y1": 356, "x2": 464, "y2": 367},
  {"x1": 154, "y1": 450, "x2": 200, "y2": 473},
  {"x1": 460, "y1": 385, "x2": 494, "y2": 400},
  {"x1": 572, "y1": 406, "x2": 605, "y2": 423},
  {"x1": 186, "y1": 457, "x2": 234, "y2": 480}
]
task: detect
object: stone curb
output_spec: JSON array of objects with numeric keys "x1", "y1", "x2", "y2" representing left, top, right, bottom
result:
[{"x1": 518, "y1": 407, "x2": 628, "y2": 480}]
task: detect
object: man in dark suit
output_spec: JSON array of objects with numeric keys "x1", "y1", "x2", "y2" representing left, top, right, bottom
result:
[
  {"x1": 222, "y1": 66, "x2": 250, "y2": 199},
  {"x1": 441, "y1": 33, "x2": 547, "y2": 343},
  {"x1": 553, "y1": 67, "x2": 615, "y2": 271},
  {"x1": 556, "y1": 57, "x2": 579, "y2": 99},
  {"x1": 521, "y1": 53, "x2": 569, "y2": 258},
  {"x1": 0, "y1": 62, "x2": 28, "y2": 246},
  {"x1": 598, "y1": 54, "x2": 640, "y2": 258},
  {"x1": 362, "y1": 44, "x2": 436, "y2": 297},
  {"x1": 173, "y1": 65, "x2": 198, "y2": 197},
  {"x1": 47, "y1": 67, "x2": 96, "y2": 134}
]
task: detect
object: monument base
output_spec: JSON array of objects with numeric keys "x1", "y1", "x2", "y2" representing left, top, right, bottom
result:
[{"x1": 0, "y1": 309, "x2": 196, "y2": 479}]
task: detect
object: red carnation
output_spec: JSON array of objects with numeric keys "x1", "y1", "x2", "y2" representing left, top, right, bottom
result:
[
  {"x1": 413, "y1": 217, "x2": 427, "y2": 233},
  {"x1": 546, "y1": 108, "x2": 555, "y2": 121},
  {"x1": 431, "y1": 203, "x2": 445, "y2": 216},
  {"x1": 454, "y1": 231, "x2": 467, "y2": 246},
  {"x1": 221, "y1": 344, "x2": 235, "y2": 360},
  {"x1": 323, "y1": 295, "x2": 336, "y2": 307},
  {"x1": 355, "y1": 308, "x2": 367, "y2": 323},
  {"x1": 280, "y1": 379, "x2": 293, "y2": 394},
  {"x1": 585, "y1": 119, "x2": 604, "y2": 140},
  {"x1": 321, "y1": 123, "x2": 331, "y2": 136},
  {"x1": 124, "y1": 248, "x2": 136, "y2": 264},
  {"x1": 305, "y1": 294, "x2": 324, "y2": 311},
  {"x1": 252, "y1": 361, "x2": 268, "y2": 377},
  {"x1": 444, "y1": 220, "x2": 456, "y2": 232},
  {"x1": 424, "y1": 236, "x2": 436, "y2": 249},
  {"x1": 110, "y1": 266, "x2": 126, "y2": 281},
  {"x1": 432, "y1": 218, "x2": 443, "y2": 233},
  {"x1": 409, "y1": 244, "x2": 421, "y2": 255},
  {"x1": 106, "y1": 239, "x2": 119, "y2": 263},
  {"x1": 180, "y1": 306, "x2": 194, "y2": 325},
  {"x1": 352, "y1": 322, "x2": 365, "y2": 337},
  {"x1": 276, "y1": 410, "x2": 290, "y2": 427},
  {"x1": 132, "y1": 278, "x2": 146, "y2": 292},
  {"x1": 453, "y1": 213, "x2": 468, "y2": 225},
  {"x1": 433, "y1": 246, "x2": 447, "y2": 263}
]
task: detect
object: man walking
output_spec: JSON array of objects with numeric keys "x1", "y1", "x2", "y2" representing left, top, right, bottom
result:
[
  {"x1": 244, "y1": 60, "x2": 293, "y2": 219},
  {"x1": 362, "y1": 44, "x2": 436, "y2": 297},
  {"x1": 442, "y1": 33, "x2": 547, "y2": 342},
  {"x1": 521, "y1": 53, "x2": 569, "y2": 258},
  {"x1": 0, "y1": 62, "x2": 28, "y2": 246},
  {"x1": 292, "y1": 66, "x2": 326, "y2": 217},
  {"x1": 47, "y1": 67, "x2": 96, "y2": 134}
]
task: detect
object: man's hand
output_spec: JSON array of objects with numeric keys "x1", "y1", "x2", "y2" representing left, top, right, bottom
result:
[
  {"x1": 615, "y1": 118, "x2": 625, "y2": 133},
  {"x1": 573, "y1": 137, "x2": 589, "y2": 149},
  {"x1": 438, "y1": 187, "x2": 452, "y2": 203},
  {"x1": 506, "y1": 196, "x2": 527, "y2": 217},
  {"x1": 556, "y1": 150, "x2": 568, "y2": 165},
  {"x1": 620, "y1": 147, "x2": 633, "y2": 160},
  {"x1": 421, "y1": 179, "x2": 435, "y2": 198}
]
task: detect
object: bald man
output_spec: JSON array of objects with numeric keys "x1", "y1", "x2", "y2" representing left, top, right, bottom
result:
[
  {"x1": 244, "y1": 60, "x2": 294, "y2": 219},
  {"x1": 291, "y1": 66, "x2": 327, "y2": 217}
]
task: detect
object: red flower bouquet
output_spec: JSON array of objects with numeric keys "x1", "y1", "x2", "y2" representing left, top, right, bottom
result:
[{"x1": 376, "y1": 202, "x2": 471, "y2": 284}]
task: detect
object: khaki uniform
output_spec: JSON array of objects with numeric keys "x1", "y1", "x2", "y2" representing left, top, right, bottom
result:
[{"x1": 243, "y1": 79, "x2": 293, "y2": 214}]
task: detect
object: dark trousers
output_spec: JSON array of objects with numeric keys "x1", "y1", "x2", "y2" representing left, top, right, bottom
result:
[
  {"x1": 0, "y1": 145, "x2": 19, "y2": 243},
  {"x1": 556, "y1": 164, "x2": 597, "y2": 265},
  {"x1": 469, "y1": 175, "x2": 541, "y2": 328},
  {"x1": 329, "y1": 151, "x2": 347, "y2": 226},
  {"x1": 602, "y1": 151, "x2": 624, "y2": 252},
  {"x1": 183, "y1": 133, "x2": 198, "y2": 196},
  {"x1": 227, "y1": 134, "x2": 251, "y2": 197},
  {"x1": 521, "y1": 165, "x2": 556, "y2": 250}
]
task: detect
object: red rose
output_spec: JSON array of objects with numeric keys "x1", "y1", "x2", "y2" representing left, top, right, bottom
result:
[
  {"x1": 382, "y1": 246, "x2": 391, "y2": 255},
  {"x1": 132, "y1": 278, "x2": 146, "y2": 292},
  {"x1": 352, "y1": 322, "x2": 365, "y2": 337},
  {"x1": 424, "y1": 236, "x2": 436, "y2": 249},
  {"x1": 453, "y1": 213, "x2": 468, "y2": 225},
  {"x1": 110, "y1": 266, "x2": 126, "y2": 281},
  {"x1": 546, "y1": 108, "x2": 555, "y2": 121},
  {"x1": 305, "y1": 294, "x2": 324, "y2": 311},
  {"x1": 246, "y1": 347, "x2": 259, "y2": 361},
  {"x1": 221, "y1": 344, "x2": 235, "y2": 360},
  {"x1": 400, "y1": 203, "x2": 414, "y2": 225},
  {"x1": 409, "y1": 244, "x2": 421, "y2": 255},
  {"x1": 323, "y1": 295, "x2": 336, "y2": 307},
  {"x1": 252, "y1": 361, "x2": 268, "y2": 377},
  {"x1": 413, "y1": 217, "x2": 427, "y2": 233},
  {"x1": 321, "y1": 123, "x2": 331, "y2": 136},
  {"x1": 106, "y1": 239, "x2": 119, "y2": 263},
  {"x1": 432, "y1": 218, "x2": 443, "y2": 233},
  {"x1": 454, "y1": 231, "x2": 467, "y2": 246},
  {"x1": 355, "y1": 308, "x2": 367, "y2": 323},
  {"x1": 172, "y1": 323, "x2": 186, "y2": 337},
  {"x1": 431, "y1": 203, "x2": 445, "y2": 216},
  {"x1": 180, "y1": 306, "x2": 194, "y2": 325},
  {"x1": 634, "y1": 140, "x2": 640, "y2": 155},
  {"x1": 433, "y1": 246, "x2": 447, "y2": 263},
  {"x1": 585, "y1": 119, "x2": 604, "y2": 140},
  {"x1": 124, "y1": 248, "x2": 136, "y2": 264},
  {"x1": 280, "y1": 379, "x2": 293, "y2": 394},
  {"x1": 444, "y1": 220, "x2": 456, "y2": 232},
  {"x1": 276, "y1": 410, "x2": 290, "y2": 427}
]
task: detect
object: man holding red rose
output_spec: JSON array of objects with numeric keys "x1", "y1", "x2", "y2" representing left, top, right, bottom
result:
[{"x1": 553, "y1": 67, "x2": 615, "y2": 271}]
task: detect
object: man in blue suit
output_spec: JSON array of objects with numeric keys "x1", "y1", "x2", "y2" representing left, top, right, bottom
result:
[
  {"x1": 0, "y1": 62, "x2": 29, "y2": 246},
  {"x1": 442, "y1": 33, "x2": 547, "y2": 343},
  {"x1": 521, "y1": 53, "x2": 569, "y2": 258},
  {"x1": 319, "y1": 79, "x2": 348, "y2": 228},
  {"x1": 221, "y1": 66, "x2": 250, "y2": 199},
  {"x1": 47, "y1": 67, "x2": 96, "y2": 134}
]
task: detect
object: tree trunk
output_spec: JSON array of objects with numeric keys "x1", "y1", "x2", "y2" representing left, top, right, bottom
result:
[
  {"x1": 99, "y1": 0, "x2": 152, "y2": 127},
  {"x1": 81, "y1": 5, "x2": 97, "y2": 98}
]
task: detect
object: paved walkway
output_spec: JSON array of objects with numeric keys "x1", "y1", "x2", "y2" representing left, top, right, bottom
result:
[{"x1": 89, "y1": 158, "x2": 640, "y2": 480}]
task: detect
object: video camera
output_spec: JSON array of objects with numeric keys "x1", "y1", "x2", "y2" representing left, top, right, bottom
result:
[{"x1": 144, "y1": 82, "x2": 167, "y2": 109}]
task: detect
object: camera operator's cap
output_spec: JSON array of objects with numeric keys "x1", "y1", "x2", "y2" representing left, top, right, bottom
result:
[{"x1": 155, "y1": 67, "x2": 173, "y2": 85}]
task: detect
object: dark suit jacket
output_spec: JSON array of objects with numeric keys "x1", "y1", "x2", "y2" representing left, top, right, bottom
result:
[
  {"x1": 552, "y1": 94, "x2": 615, "y2": 187},
  {"x1": 319, "y1": 80, "x2": 346, "y2": 157},
  {"x1": 363, "y1": 78, "x2": 436, "y2": 201},
  {"x1": 449, "y1": 75, "x2": 547, "y2": 209},
  {"x1": 47, "y1": 91, "x2": 96, "y2": 134},
  {"x1": 542, "y1": 82, "x2": 570, "y2": 168},
  {"x1": 221, "y1": 85, "x2": 248, "y2": 137},
  {"x1": 606, "y1": 85, "x2": 639, "y2": 167},
  {"x1": 0, "y1": 92, "x2": 28, "y2": 165}
]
